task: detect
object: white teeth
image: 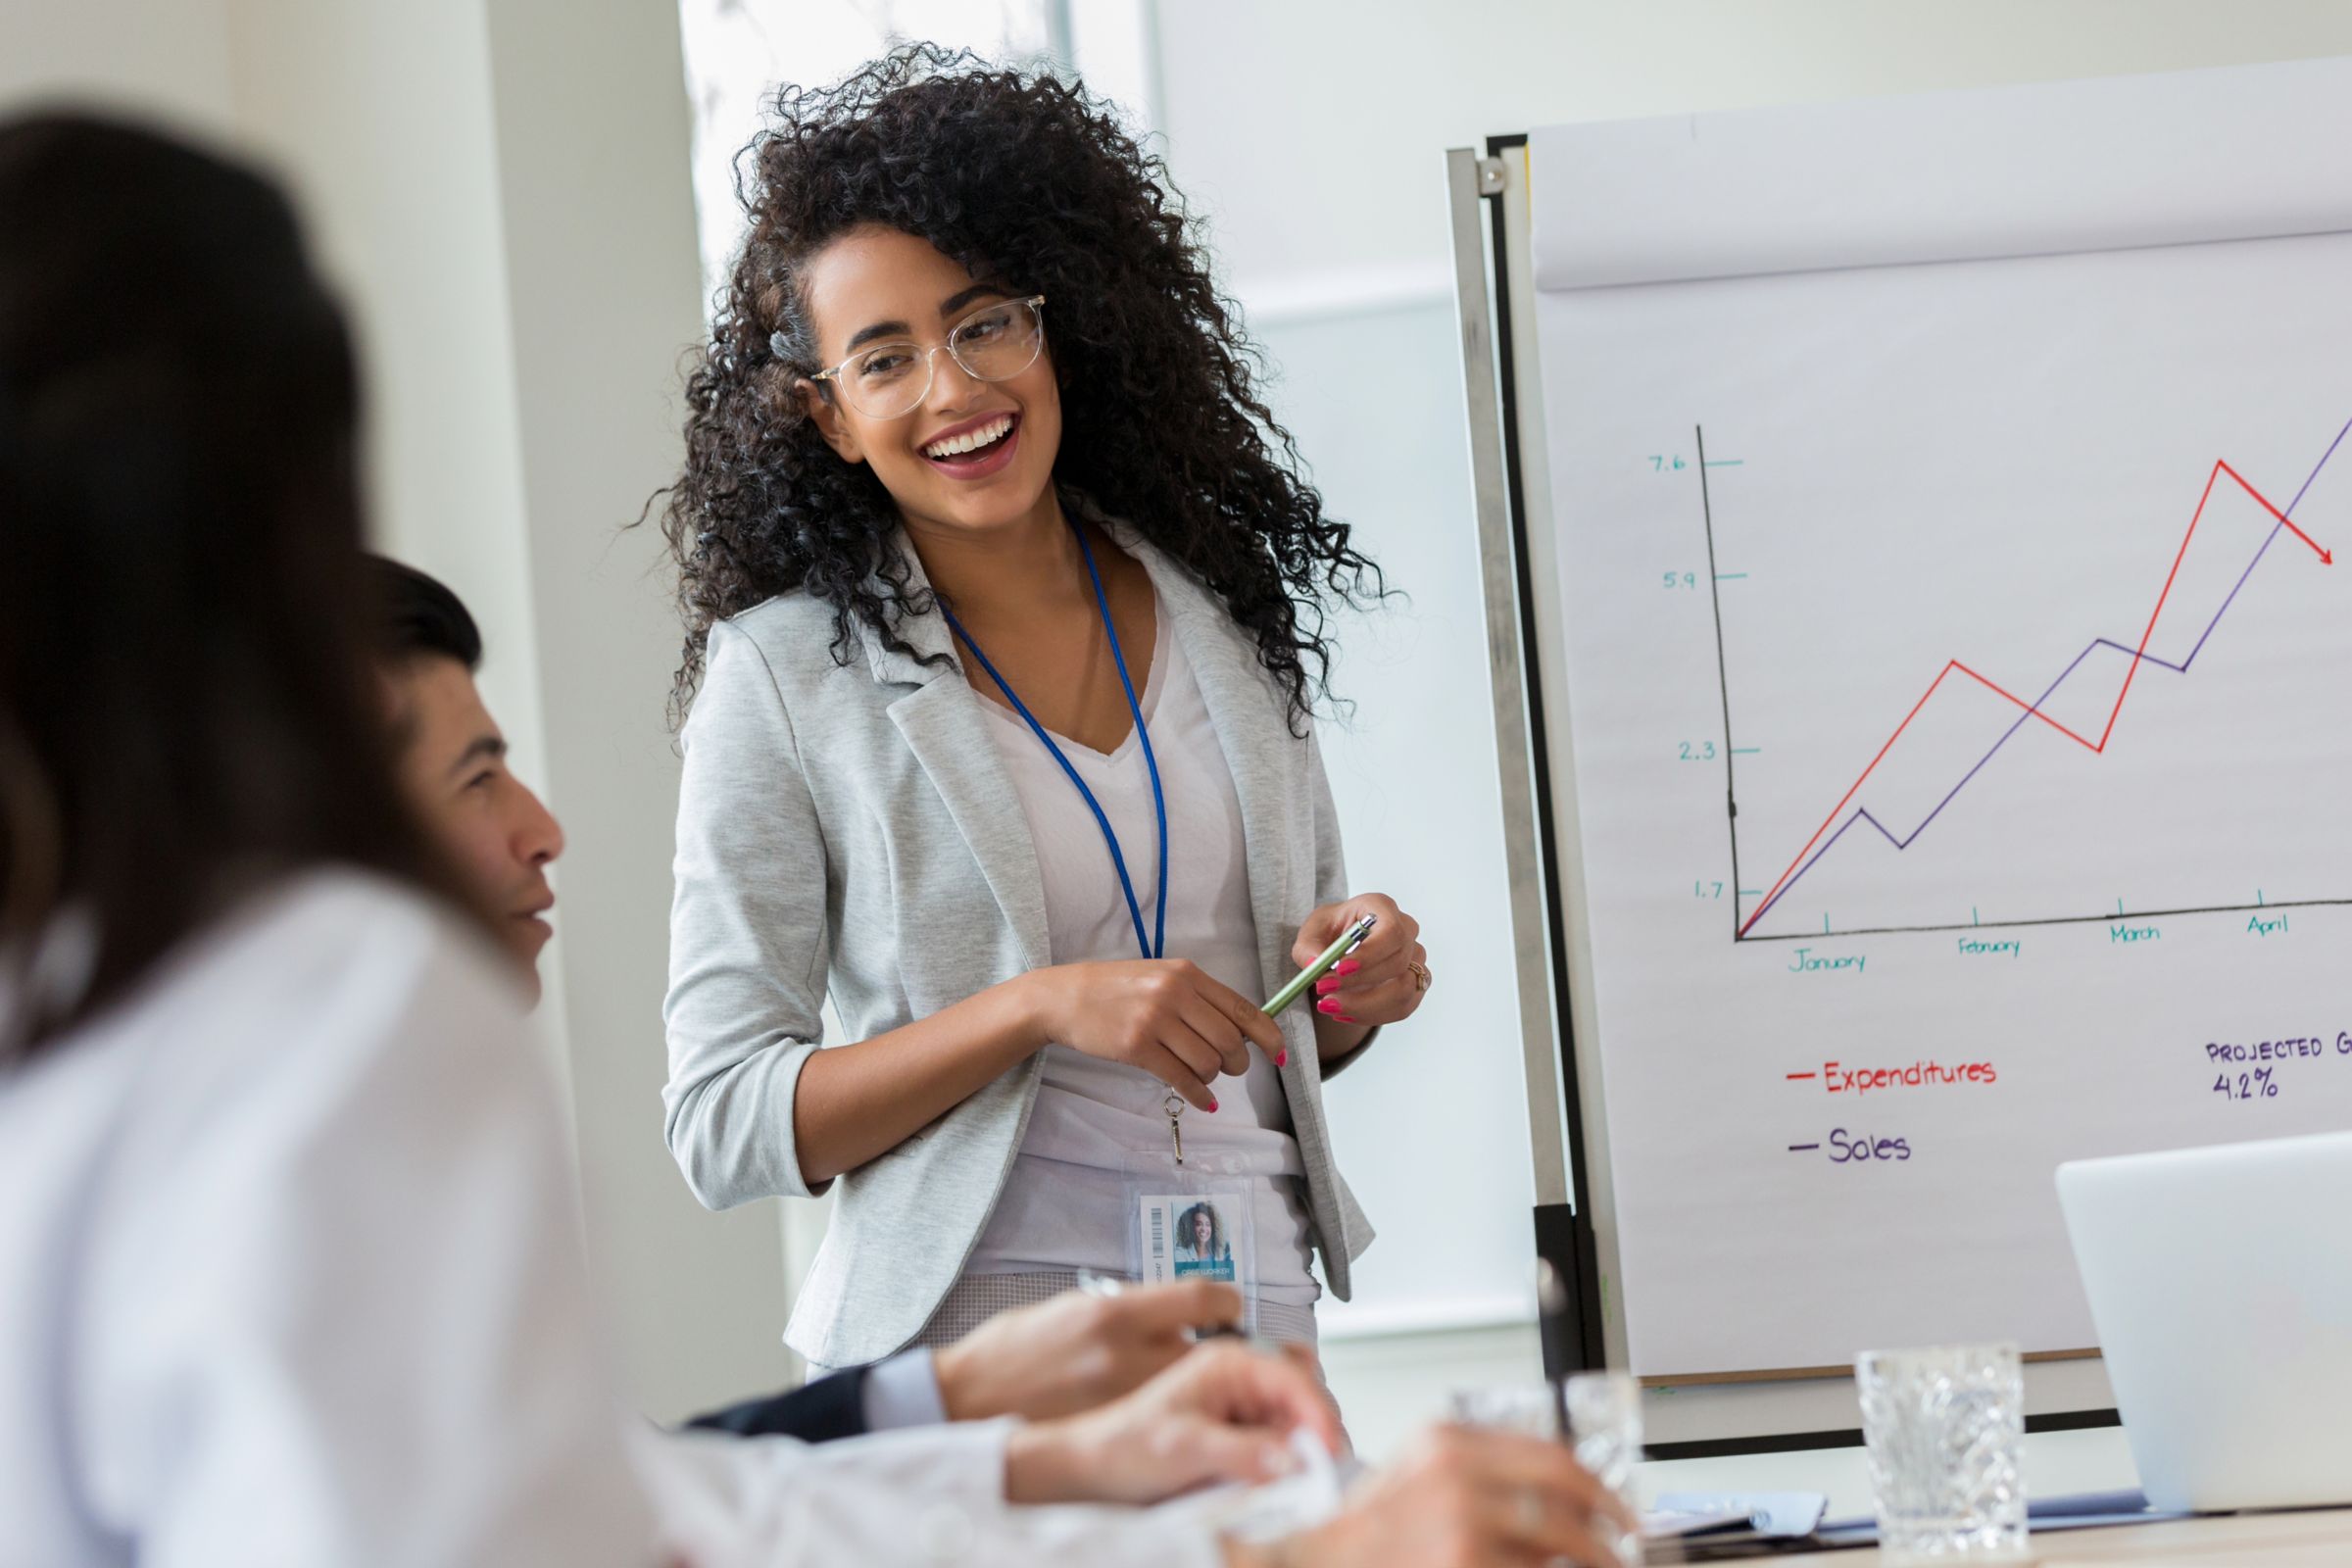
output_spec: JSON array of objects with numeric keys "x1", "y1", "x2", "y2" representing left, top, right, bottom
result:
[{"x1": 924, "y1": 415, "x2": 1012, "y2": 459}]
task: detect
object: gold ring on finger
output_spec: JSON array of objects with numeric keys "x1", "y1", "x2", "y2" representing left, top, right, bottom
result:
[{"x1": 1408, "y1": 960, "x2": 1433, "y2": 992}]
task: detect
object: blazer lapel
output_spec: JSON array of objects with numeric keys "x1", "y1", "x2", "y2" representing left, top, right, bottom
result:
[
  {"x1": 1121, "y1": 529, "x2": 1298, "y2": 994},
  {"x1": 864, "y1": 540, "x2": 1054, "y2": 974}
]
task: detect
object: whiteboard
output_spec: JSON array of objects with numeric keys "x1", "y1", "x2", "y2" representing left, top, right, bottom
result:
[{"x1": 1483, "y1": 55, "x2": 2352, "y2": 1439}]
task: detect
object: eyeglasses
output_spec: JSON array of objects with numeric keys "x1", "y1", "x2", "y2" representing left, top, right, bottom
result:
[{"x1": 810, "y1": 294, "x2": 1048, "y2": 419}]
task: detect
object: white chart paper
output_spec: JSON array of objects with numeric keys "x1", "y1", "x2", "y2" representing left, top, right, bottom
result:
[{"x1": 1526, "y1": 63, "x2": 2352, "y2": 1377}]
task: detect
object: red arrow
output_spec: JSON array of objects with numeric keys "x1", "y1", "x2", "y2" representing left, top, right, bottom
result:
[{"x1": 2219, "y1": 460, "x2": 2333, "y2": 563}]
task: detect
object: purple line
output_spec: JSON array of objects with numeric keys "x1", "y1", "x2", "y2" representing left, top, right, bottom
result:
[
  {"x1": 1749, "y1": 416, "x2": 2352, "y2": 932},
  {"x1": 2195, "y1": 414, "x2": 2352, "y2": 662},
  {"x1": 2089, "y1": 637, "x2": 2186, "y2": 673}
]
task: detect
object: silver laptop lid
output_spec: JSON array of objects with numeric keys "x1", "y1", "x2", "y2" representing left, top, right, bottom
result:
[{"x1": 2057, "y1": 1130, "x2": 2352, "y2": 1513}]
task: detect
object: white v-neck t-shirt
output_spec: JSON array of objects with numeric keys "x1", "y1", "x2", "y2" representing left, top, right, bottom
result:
[{"x1": 963, "y1": 600, "x2": 1319, "y2": 1306}]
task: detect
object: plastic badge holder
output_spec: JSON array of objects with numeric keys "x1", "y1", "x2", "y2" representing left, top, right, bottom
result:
[{"x1": 1122, "y1": 1149, "x2": 1259, "y2": 1340}]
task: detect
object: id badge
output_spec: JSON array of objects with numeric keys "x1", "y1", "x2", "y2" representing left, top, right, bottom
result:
[{"x1": 1122, "y1": 1150, "x2": 1259, "y2": 1336}]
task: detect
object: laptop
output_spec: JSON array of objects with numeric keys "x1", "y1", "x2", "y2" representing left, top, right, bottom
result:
[{"x1": 2056, "y1": 1130, "x2": 2352, "y2": 1512}]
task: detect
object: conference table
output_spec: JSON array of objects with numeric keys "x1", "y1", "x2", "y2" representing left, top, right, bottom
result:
[{"x1": 1727, "y1": 1505, "x2": 2352, "y2": 1564}]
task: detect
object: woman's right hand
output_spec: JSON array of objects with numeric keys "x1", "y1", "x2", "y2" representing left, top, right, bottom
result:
[
  {"x1": 1021, "y1": 959, "x2": 1289, "y2": 1111},
  {"x1": 1233, "y1": 1424, "x2": 1639, "y2": 1568}
]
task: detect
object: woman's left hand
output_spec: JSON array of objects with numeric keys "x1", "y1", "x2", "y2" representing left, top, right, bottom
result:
[{"x1": 1293, "y1": 893, "x2": 1427, "y2": 1028}]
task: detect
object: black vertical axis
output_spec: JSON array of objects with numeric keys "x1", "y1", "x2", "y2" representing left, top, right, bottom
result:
[{"x1": 1696, "y1": 424, "x2": 1744, "y2": 942}]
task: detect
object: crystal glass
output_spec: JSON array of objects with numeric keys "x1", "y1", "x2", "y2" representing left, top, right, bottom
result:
[
  {"x1": 1447, "y1": 1381, "x2": 1561, "y2": 1438},
  {"x1": 1856, "y1": 1343, "x2": 2027, "y2": 1563},
  {"x1": 1565, "y1": 1372, "x2": 1645, "y2": 1568},
  {"x1": 1448, "y1": 1380, "x2": 1645, "y2": 1566}
]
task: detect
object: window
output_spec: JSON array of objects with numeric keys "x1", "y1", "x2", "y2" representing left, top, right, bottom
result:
[{"x1": 677, "y1": 0, "x2": 1157, "y2": 313}]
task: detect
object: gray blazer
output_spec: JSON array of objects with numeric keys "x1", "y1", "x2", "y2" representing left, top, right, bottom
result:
[{"x1": 662, "y1": 524, "x2": 1375, "y2": 1368}]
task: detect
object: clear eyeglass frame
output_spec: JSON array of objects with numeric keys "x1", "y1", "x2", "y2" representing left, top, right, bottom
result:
[{"x1": 810, "y1": 293, "x2": 1048, "y2": 419}]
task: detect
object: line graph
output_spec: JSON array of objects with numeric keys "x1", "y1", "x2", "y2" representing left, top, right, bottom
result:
[{"x1": 1714, "y1": 416, "x2": 2351, "y2": 942}]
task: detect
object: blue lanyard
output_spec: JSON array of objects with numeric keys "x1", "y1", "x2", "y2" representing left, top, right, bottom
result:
[{"x1": 939, "y1": 524, "x2": 1168, "y2": 961}]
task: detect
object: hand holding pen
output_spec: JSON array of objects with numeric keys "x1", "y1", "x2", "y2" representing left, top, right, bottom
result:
[{"x1": 1282, "y1": 894, "x2": 1430, "y2": 1029}]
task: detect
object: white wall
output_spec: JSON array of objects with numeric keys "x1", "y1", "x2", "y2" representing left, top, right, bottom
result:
[
  {"x1": 0, "y1": 0, "x2": 236, "y2": 129},
  {"x1": 475, "y1": 0, "x2": 797, "y2": 1419},
  {"x1": 1148, "y1": 0, "x2": 2352, "y2": 1468}
]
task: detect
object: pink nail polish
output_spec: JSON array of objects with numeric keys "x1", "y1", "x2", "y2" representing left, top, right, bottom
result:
[
  {"x1": 1276, "y1": 1050, "x2": 1290, "y2": 1067},
  {"x1": 1335, "y1": 959, "x2": 1361, "y2": 977},
  {"x1": 1207, "y1": 1097, "x2": 1219, "y2": 1112},
  {"x1": 1338, "y1": 1014, "x2": 1360, "y2": 1024},
  {"x1": 1317, "y1": 998, "x2": 1341, "y2": 1015},
  {"x1": 1314, "y1": 976, "x2": 1340, "y2": 996}
]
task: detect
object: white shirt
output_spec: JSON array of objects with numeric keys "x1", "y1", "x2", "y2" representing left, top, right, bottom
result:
[
  {"x1": 0, "y1": 873, "x2": 1227, "y2": 1568},
  {"x1": 965, "y1": 602, "x2": 1320, "y2": 1306}
]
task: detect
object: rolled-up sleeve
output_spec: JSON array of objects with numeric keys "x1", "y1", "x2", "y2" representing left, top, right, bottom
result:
[{"x1": 663, "y1": 618, "x2": 835, "y2": 1206}]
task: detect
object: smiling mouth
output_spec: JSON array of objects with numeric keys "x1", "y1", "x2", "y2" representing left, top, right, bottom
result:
[{"x1": 922, "y1": 412, "x2": 1018, "y2": 465}]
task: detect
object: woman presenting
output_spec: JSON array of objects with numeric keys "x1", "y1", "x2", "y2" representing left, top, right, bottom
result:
[{"x1": 657, "y1": 47, "x2": 1431, "y2": 1375}]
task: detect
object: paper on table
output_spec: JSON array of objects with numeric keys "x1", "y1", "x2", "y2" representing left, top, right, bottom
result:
[
  {"x1": 1148, "y1": 1428, "x2": 1350, "y2": 1544},
  {"x1": 1650, "y1": 1491, "x2": 1827, "y2": 1538}
]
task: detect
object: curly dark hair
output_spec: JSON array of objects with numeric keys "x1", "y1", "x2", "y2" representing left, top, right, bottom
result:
[{"x1": 656, "y1": 44, "x2": 1383, "y2": 732}]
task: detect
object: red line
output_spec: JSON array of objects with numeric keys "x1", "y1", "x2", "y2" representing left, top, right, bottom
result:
[
  {"x1": 2222, "y1": 460, "x2": 2335, "y2": 564},
  {"x1": 2096, "y1": 462, "x2": 2219, "y2": 753},
  {"x1": 1738, "y1": 664, "x2": 1959, "y2": 929},
  {"x1": 1786, "y1": 1072, "x2": 1817, "y2": 1080},
  {"x1": 1738, "y1": 457, "x2": 2318, "y2": 938},
  {"x1": 1949, "y1": 662, "x2": 2102, "y2": 751}
]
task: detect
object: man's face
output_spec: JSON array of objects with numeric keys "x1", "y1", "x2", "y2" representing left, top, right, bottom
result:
[{"x1": 386, "y1": 655, "x2": 563, "y2": 1000}]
